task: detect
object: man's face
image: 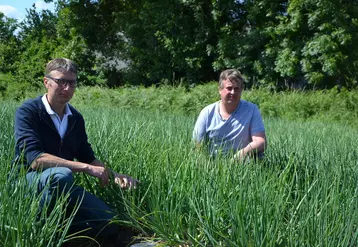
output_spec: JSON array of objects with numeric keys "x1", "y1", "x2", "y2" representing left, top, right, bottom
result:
[
  {"x1": 219, "y1": 79, "x2": 242, "y2": 106},
  {"x1": 44, "y1": 70, "x2": 76, "y2": 105}
]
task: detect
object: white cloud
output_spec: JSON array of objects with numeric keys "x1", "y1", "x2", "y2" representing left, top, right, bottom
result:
[
  {"x1": 0, "y1": 1, "x2": 55, "y2": 22},
  {"x1": 35, "y1": 1, "x2": 55, "y2": 12},
  {"x1": 0, "y1": 5, "x2": 23, "y2": 19}
]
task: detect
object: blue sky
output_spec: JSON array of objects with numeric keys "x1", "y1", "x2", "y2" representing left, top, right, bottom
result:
[{"x1": 0, "y1": 0, "x2": 55, "y2": 20}]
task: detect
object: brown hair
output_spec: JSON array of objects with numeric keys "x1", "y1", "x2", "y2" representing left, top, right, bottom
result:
[
  {"x1": 219, "y1": 69, "x2": 245, "y2": 89},
  {"x1": 45, "y1": 58, "x2": 78, "y2": 75}
]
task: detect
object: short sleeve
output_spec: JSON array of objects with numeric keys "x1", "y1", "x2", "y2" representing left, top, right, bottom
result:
[
  {"x1": 192, "y1": 108, "x2": 208, "y2": 143},
  {"x1": 250, "y1": 105, "x2": 265, "y2": 135}
]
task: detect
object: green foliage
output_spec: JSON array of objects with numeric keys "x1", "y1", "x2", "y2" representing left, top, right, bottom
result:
[
  {"x1": 0, "y1": 73, "x2": 41, "y2": 100},
  {"x1": 0, "y1": 13, "x2": 20, "y2": 73},
  {"x1": 9, "y1": 6, "x2": 60, "y2": 86},
  {"x1": 2, "y1": 0, "x2": 358, "y2": 89},
  {"x1": 1, "y1": 76, "x2": 357, "y2": 125},
  {"x1": 53, "y1": 6, "x2": 103, "y2": 86},
  {"x1": 55, "y1": 0, "x2": 127, "y2": 86},
  {"x1": 269, "y1": 0, "x2": 358, "y2": 88},
  {"x1": 114, "y1": 0, "x2": 218, "y2": 85},
  {"x1": 63, "y1": 83, "x2": 358, "y2": 126},
  {"x1": 2, "y1": 100, "x2": 357, "y2": 246},
  {"x1": 0, "y1": 73, "x2": 11, "y2": 97}
]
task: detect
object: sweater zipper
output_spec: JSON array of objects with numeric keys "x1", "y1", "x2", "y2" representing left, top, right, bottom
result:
[
  {"x1": 43, "y1": 116, "x2": 63, "y2": 156},
  {"x1": 59, "y1": 119, "x2": 76, "y2": 156},
  {"x1": 59, "y1": 140, "x2": 63, "y2": 156}
]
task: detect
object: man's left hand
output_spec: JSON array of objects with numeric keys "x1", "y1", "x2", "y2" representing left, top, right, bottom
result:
[{"x1": 113, "y1": 172, "x2": 138, "y2": 189}]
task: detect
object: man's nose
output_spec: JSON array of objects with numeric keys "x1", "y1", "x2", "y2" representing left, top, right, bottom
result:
[{"x1": 63, "y1": 82, "x2": 70, "y2": 90}]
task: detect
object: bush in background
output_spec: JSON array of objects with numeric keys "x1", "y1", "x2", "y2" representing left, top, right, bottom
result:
[
  {"x1": 70, "y1": 83, "x2": 358, "y2": 126},
  {"x1": 1, "y1": 77, "x2": 357, "y2": 126}
]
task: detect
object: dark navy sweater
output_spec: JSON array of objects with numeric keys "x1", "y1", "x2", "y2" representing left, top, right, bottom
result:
[{"x1": 14, "y1": 96, "x2": 95, "y2": 169}]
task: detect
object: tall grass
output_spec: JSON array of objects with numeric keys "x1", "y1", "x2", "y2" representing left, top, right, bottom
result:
[
  {"x1": 0, "y1": 103, "x2": 78, "y2": 247},
  {"x1": 1, "y1": 101, "x2": 357, "y2": 246},
  {"x1": 80, "y1": 106, "x2": 358, "y2": 246}
]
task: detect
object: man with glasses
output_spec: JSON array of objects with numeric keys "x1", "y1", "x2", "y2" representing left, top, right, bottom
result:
[
  {"x1": 193, "y1": 69, "x2": 267, "y2": 161},
  {"x1": 14, "y1": 58, "x2": 137, "y2": 245}
]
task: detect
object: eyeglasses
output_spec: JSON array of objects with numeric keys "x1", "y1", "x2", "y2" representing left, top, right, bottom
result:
[{"x1": 46, "y1": 75, "x2": 78, "y2": 88}]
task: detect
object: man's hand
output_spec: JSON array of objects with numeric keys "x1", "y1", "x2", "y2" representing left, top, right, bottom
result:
[
  {"x1": 232, "y1": 133, "x2": 267, "y2": 163},
  {"x1": 233, "y1": 149, "x2": 245, "y2": 162},
  {"x1": 89, "y1": 159, "x2": 138, "y2": 189},
  {"x1": 113, "y1": 172, "x2": 138, "y2": 189},
  {"x1": 32, "y1": 154, "x2": 111, "y2": 187},
  {"x1": 87, "y1": 165, "x2": 110, "y2": 187}
]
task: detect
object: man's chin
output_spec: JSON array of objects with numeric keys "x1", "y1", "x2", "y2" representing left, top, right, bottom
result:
[
  {"x1": 226, "y1": 99, "x2": 239, "y2": 105},
  {"x1": 59, "y1": 96, "x2": 72, "y2": 104}
]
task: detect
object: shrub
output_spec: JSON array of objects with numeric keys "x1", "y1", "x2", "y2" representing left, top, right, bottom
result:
[{"x1": 1, "y1": 79, "x2": 358, "y2": 126}]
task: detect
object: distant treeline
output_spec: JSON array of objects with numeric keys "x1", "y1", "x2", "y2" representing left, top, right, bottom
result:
[{"x1": 1, "y1": 0, "x2": 358, "y2": 90}]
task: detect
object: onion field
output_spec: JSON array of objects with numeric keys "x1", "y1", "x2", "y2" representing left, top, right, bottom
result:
[{"x1": 1, "y1": 101, "x2": 357, "y2": 247}]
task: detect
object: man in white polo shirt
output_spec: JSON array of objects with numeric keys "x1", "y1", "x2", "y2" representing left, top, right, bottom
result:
[{"x1": 193, "y1": 69, "x2": 267, "y2": 161}]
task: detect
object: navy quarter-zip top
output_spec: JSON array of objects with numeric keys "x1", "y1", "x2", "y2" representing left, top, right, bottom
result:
[{"x1": 14, "y1": 96, "x2": 95, "y2": 169}]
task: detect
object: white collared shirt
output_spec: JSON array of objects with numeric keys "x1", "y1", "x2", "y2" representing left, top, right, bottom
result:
[{"x1": 41, "y1": 94, "x2": 72, "y2": 139}]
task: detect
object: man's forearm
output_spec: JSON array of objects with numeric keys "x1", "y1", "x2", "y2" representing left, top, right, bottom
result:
[
  {"x1": 31, "y1": 153, "x2": 90, "y2": 172},
  {"x1": 235, "y1": 137, "x2": 267, "y2": 160},
  {"x1": 241, "y1": 140, "x2": 265, "y2": 156},
  {"x1": 91, "y1": 159, "x2": 105, "y2": 167}
]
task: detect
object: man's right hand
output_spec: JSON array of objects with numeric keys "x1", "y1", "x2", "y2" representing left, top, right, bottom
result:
[{"x1": 87, "y1": 165, "x2": 110, "y2": 186}]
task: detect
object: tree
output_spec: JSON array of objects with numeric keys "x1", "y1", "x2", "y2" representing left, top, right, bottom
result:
[
  {"x1": 12, "y1": 5, "x2": 59, "y2": 87},
  {"x1": 116, "y1": 0, "x2": 219, "y2": 85},
  {"x1": 5, "y1": 0, "x2": 358, "y2": 89},
  {"x1": 212, "y1": 0, "x2": 288, "y2": 88},
  {"x1": 54, "y1": 6, "x2": 102, "y2": 86},
  {"x1": 269, "y1": 0, "x2": 358, "y2": 88},
  {"x1": 0, "y1": 13, "x2": 20, "y2": 73}
]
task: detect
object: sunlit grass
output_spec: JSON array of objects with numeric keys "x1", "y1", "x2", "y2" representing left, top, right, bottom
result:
[{"x1": 1, "y1": 101, "x2": 357, "y2": 246}]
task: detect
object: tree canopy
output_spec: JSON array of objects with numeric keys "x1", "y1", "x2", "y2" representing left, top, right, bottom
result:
[{"x1": 1, "y1": 0, "x2": 358, "y2": 89}]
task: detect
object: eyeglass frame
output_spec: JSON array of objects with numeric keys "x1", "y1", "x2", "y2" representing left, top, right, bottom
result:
[{"x1": 45, "y1": 75, "x2": 78, "y2": 88}]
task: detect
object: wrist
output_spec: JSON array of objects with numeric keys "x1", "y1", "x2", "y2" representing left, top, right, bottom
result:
[
  {"x1": 91, "y1": 159, "x2": 105, "y2": 167},
  {"x1": 81, "y1": 163, "x2": 92, "y2": 173},
  {"x1": 244, "y1": 144, "x2": 253, "y2": 154}
]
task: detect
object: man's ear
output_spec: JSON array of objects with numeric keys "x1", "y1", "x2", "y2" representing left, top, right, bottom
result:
[{"x1": 44, "y1": 77, "x2": 49, "y2": 88}]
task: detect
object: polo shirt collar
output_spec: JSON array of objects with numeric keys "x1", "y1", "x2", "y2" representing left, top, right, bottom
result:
[{"x1": 41, "y1": 94, "x2": 72, "y2": 117}]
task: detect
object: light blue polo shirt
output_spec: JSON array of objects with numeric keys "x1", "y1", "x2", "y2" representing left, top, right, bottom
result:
[
  {"x1": 193, "y1": 100, "x2": 265, "y2": 157},
  {"x1": 41, "y1": 94, "x2": 72, "y2": 140}
]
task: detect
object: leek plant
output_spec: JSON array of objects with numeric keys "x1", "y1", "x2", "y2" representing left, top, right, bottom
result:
[{"x1": 1, "y1": 102, "x2": 357, "y2": 246}]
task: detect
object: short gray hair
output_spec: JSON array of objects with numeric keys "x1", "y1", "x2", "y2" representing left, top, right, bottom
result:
[
  {"x1": 219, "y1": 69, "x2": 245, "y2": 88},
  {"x1": 45, "y1": 58, "x2": 78, "y2": 75}
]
